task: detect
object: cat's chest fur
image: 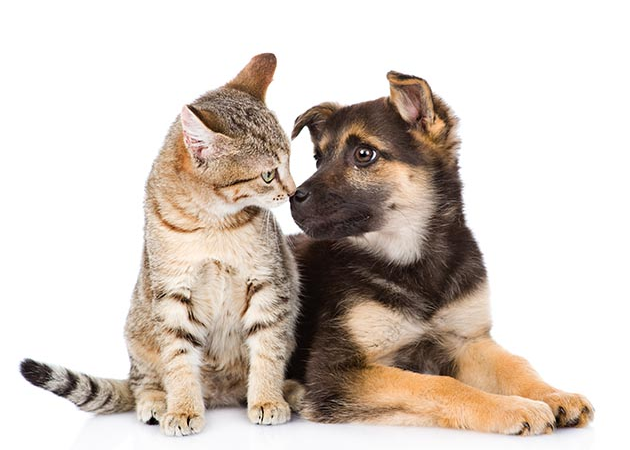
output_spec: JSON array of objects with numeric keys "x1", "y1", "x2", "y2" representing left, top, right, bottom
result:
[
  {"x1": 194, "y1": 257, "x2": 247, "y2": 365},
  {"x1": 184, "y1": 221, "x2": 273, "y2": 363},
  {"x1": 176, "y1": 216, "x2": 271, "y2": 275}
]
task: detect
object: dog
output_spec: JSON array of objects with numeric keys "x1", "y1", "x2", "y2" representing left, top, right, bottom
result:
[{"x1": 286, "y1": 71, "x2": 593, "y2": 435}]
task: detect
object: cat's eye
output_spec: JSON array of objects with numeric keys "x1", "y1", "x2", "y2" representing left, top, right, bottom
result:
[
  {"x1": 354, "y1": 147, "x2": 379, "y2": 167},
  {"x1": 261, "y1": 169, "x2": 276, "y2": 184}
]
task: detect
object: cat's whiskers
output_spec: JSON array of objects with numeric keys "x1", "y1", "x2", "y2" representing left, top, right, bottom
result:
[{"x1": 20, "y1": 53, "x2": 299, "y2": 434}]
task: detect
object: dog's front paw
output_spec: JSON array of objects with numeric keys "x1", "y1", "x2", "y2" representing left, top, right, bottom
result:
[
  {"x1": 160, "y1": 411, "x2": 205, "y2": 436},
  {"x1": 489, "y1": 396, "x2": 555, "y2": 436},
  {"x1": 541, "y1": 391, "x2": 594, "y2": 428},
  {"x1": 248, "y1": 399, "x2": 291, "y2": 425}
]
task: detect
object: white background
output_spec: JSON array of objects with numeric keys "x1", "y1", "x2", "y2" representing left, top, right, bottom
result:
[{"x1": 1, "y1": 1, "x2": 628, "y2": 449}]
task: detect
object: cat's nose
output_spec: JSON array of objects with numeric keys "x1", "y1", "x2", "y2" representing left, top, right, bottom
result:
[
  {"x1": 292, "y1": 187, "x2": 310, "y2": 203},
  {"x1": 278, "y1": 166, "x2": 296, "y2": 196},
  {"x1": 285, "y1": 177, "x2": 296, "y2": 197}
]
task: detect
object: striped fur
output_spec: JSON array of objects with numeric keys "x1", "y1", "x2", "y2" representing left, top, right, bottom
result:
[
  {"x1": 20, "y1": 359, "x2": 134, "y2": 414},
  {"x1": 20, "y1": 54, "x2": 300, "y2": 436}
]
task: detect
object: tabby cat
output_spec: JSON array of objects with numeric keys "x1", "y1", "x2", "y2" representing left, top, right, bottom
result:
[{"x1": 20, "y1": 53, "x2": 300, "y2": 436}]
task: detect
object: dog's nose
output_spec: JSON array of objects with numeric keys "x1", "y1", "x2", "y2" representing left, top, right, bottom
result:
[{"x1": 292, "y1": 187, "x2": 310, "y2": 203}]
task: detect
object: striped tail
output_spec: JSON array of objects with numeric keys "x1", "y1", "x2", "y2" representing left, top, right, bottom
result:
[{"x1": 20, "y1": 358, "x2": 135, "y2": 414}]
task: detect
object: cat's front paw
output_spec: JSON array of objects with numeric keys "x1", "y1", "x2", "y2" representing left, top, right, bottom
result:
[
  {"x1": 160, "y1": 411, "x2": 205, "y2": 436},
  {"x1": 541, "y1": 391, "x2": 594, "y2": 428},
  {"x1": 248, "y1": 400, "x2": 291, "y2": 425}
]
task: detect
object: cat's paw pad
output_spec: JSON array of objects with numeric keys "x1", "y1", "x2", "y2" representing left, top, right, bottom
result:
[
  {"x1": 541, "y1": 392, "x2": 594, "y2": 428},
  {"x1": 493, "y1": 396, "x2": 555, "y2": 436},
  {"x1": 136, "y1": 395, "x2": 166, "y2": 425},
  {"x1": 248, "y1": 400, "x2": 291, "y2": 425},
  {"x1": 160, "y1": 412, "x2": 205, "y2": 436}
]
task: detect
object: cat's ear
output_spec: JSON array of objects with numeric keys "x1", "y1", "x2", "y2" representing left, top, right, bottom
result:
[
  {"x1": 291, "y1": 102, "x2": 340, "y2": 142},
  {"x1": 225, "y1": 53, "x2": 276, "y2": 103},
  {"x1": 180, "y1": 105, "x2": 231, "y2": 161}
]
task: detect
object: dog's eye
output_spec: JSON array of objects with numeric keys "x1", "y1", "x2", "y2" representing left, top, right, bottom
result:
[
  {"x1": 261, "y1": 169, "x2": 276, "y2": 184},
  {"x1": 313, "y1": 149, "x2": 323, "y2": 168},
  {"x1": 354, "y1": 147, "x2": 379, "y2": 167}
]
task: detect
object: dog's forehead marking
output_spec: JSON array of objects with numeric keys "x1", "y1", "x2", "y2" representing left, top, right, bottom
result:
[
  {"x1": 319, "y1": 121, "x2": 390, "y2": 157},
  {"x1": 317, "y1": 131, "x2": 333, "y2": 153}
]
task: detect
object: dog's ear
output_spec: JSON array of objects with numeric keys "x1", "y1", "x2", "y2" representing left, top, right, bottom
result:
[
  {"x1": 388, "y1": 71, "x2": 444, "y2": 137},
  {"x1": 292, "y1": 102, "x2": 340, "y2": 142}
]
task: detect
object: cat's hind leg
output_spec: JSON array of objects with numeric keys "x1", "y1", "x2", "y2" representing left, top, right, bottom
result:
[
  {"x1": 129, "y1": 359, "x2": 166, "y2": 425},
  {"x1": 135, "y1": 388, "x2": 166, "y2": 425},
  {"x1": 283, "y1": 379, "x2": 305, "y2": 412}
]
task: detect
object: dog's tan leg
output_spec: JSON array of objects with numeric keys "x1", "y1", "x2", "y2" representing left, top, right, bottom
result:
[
  {"x1": 455, "y1": 337, "x2": 593, "y2": 427},
  {"x1": 322, "y1": 364, "x2": 555, "y2": 435}
]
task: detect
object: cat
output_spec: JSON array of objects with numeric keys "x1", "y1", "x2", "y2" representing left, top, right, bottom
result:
[{"x1": 20, "y1": 53, "x2": 301, "y2": 436}]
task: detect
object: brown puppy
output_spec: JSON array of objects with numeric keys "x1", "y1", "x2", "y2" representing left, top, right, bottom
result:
[{"x1": 287, "y1": 71, "x2": 593, "y2": 435}]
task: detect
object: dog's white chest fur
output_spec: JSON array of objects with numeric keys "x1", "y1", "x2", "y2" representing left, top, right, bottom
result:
[
  {"x1": 346, "y1": 301, "x2": 426, "y2": 365},
  {"x1": 346, "y1": 282, "x2": 492, "y2": 365}
]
